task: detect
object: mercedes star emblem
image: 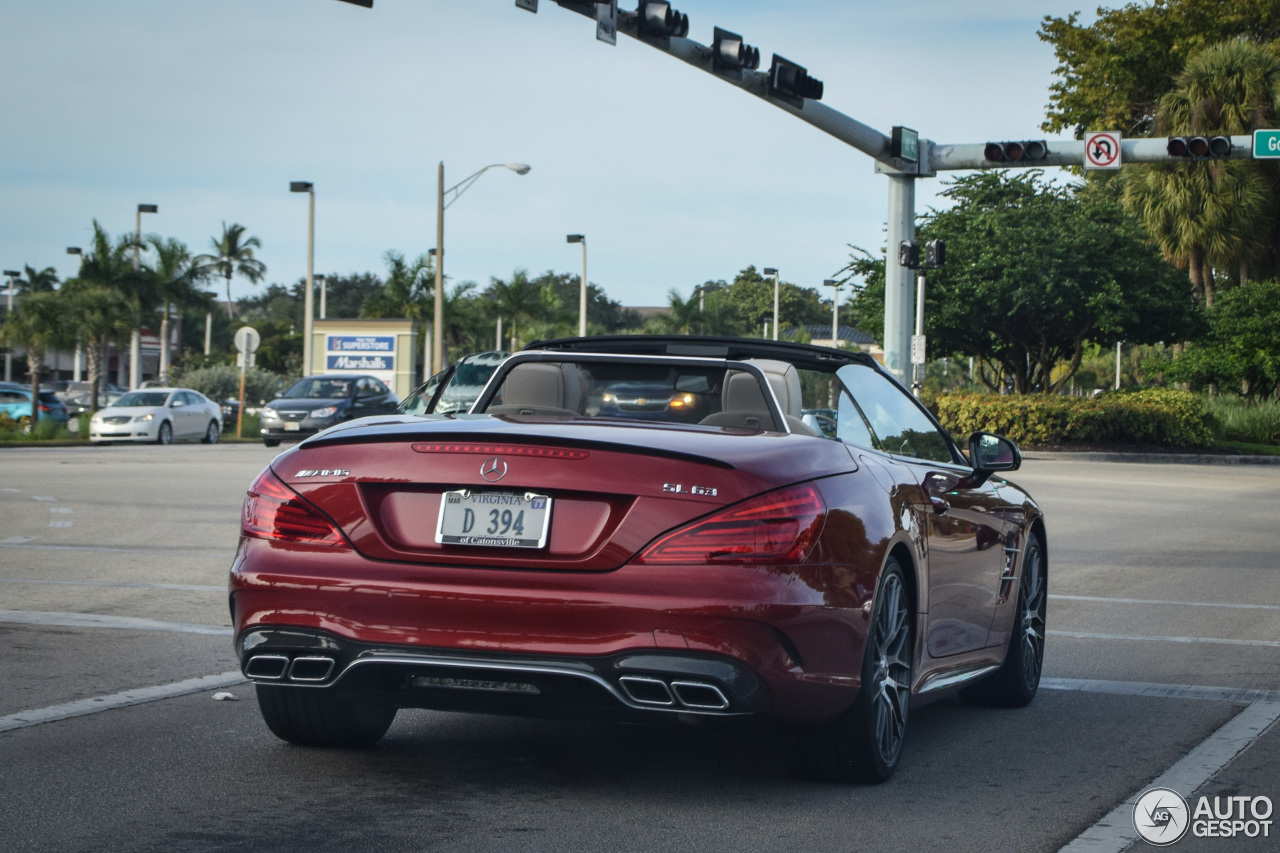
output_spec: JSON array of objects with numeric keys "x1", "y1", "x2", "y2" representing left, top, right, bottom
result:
[{"x1": 480, "y1": 456, "x2": 508, "y2": 482}]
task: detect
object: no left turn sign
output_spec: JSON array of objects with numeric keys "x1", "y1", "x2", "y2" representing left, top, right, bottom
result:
[{"x1": 1084, "y1": 131, "x2": 1122, "y2": 170}]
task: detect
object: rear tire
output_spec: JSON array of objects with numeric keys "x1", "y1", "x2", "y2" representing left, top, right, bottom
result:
[
  {"x1": 255, "y1": 685, "x2": 396, "y2": 748},
  {"x1": 959, "y1": 535, "x2": 1046, "y2": 708},
  {"x1": 201, "y1": 420, "x2": 219, "y2": 444},
  {"x1": 783, "y1": 559, "x2": 913, "y2": 783}
]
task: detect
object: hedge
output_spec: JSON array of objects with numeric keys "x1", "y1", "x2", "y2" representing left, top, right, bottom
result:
[{"x1": 935, "y1": 389, "x2": 1214, "y2": 448}]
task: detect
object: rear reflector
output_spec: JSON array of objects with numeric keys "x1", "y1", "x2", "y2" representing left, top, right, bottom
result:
[
  {"x1": 636, "y1": 482, "x2": 826, "y2": 565},
  {"x1": 411, "y1": 443, "x2": 589, "y2": 460},
  {"x1": 242, "y1": 468, "x2": 347, "y2": 547}
]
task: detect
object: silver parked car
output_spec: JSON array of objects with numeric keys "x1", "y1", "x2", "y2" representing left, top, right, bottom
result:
[{"x1": 89, "y1": 387, "x2": 222, "y2": 445}]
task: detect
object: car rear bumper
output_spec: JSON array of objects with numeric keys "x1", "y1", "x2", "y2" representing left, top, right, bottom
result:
[{"x1": 230, "y1": 538, "x2": 877, "y2": 724}]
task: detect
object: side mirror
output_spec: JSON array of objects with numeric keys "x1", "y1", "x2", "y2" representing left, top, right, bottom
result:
[
  {"x1": 960, "y1": 431, "x2": 1021, "y2": 487},
  {"x1": 170, "y1": 400, "x2": 184, "y2": 408},
  {"x1": 273, "y1": 391, "x2": 283, "y2": 399}
]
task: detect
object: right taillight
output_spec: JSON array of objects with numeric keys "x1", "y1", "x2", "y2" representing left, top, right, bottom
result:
[
  {"x1": 635, "y1": 483, "x2": 826, "y2": 565},
  {"x1": 242, "y1": 468, "x2": 347, "y2": 547}
]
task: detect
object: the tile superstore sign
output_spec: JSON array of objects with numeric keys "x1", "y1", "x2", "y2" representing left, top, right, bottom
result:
[{"x1": 326, "y1": 335, "x2": 395, "y2": 372}]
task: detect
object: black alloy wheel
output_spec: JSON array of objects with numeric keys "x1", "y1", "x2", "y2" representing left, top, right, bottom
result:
[{"x1": 960, "y1": 535, "x2": 1046, "y2": 707}]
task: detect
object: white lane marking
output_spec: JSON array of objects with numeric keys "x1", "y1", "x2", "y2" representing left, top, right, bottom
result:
[
  {"x1": 1043, "y1": 677, "x2": 1280, "y2": 705},
  {"x1": 0, "y1": 671, "x2": 246, "y2": 734},
  {"x1": 49, "y1": 507, "x2": 73, "y2": 514},
  {"x1": 2, "y1": 488, "x2": 22, "y2": 493},
  {"x1": 1049, "y1": 630, "x2": 1280, "y2": 649},
  {"x1": 1058, "y1": 700, "x2": 1280, "y2": 853},
  {"x1": 47, "y1": 521, "x2": 73, "y2": 529},
  {"x1": 0, "y1": 610, "x2": 232, "y2": 636},
  {"x1": 1052, "y1": 594, "x2": 1280, "y2": 612},
  {"x1": 32, "y1": 496, "x2": 56, "y2": 502},
  {"x1": 0, "y1": 578, "x2": 224, "y2": 592},
  {"x1": 0, "y1": 542, "x2": 235, "y2": 557}
]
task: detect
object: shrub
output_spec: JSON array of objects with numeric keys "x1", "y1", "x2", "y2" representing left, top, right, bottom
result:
[
  {"x1": 936, "y1": 389, "x2": 1213, "y2": 448},
  {"x1": 171, "y1": 364, "x2": 284, "y2": 407},
  {"x1": 1201, "y1": 395, "x2": 1280, "y2": 445}
]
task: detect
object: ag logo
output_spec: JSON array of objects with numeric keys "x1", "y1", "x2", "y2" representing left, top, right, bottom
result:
[{"x1": 1134, "y1": 787, "x2": 1190, "y2": 846}]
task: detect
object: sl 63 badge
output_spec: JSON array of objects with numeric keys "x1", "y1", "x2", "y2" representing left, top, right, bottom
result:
[{"x1": 663, "y1": 483, "x2": 718, "y2": 497}]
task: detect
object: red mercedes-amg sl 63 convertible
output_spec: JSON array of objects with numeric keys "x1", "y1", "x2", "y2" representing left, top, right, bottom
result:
[{"x1": 230, "y1": 336, "x2": 1045, "y2": 783}]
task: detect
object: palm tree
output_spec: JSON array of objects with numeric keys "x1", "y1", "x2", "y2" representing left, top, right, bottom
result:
[
  {"x1": 1122, "y1": 39, "x2": 1280, "y2": 301},
  {"x1": 16, "y1": 265, "x2": 58, "y2": 294},
  {"x1": 484, "y1": 270, "x2": 551, "y2": 350},
  {"x1": 359, "y1": 251, "x2": 431, "y2": 320},
  {"x1": 0, "y1": 291, "x2": 72, "y2": 426},
  {"x1": 196, "y1": 222, "x2": 266, "y2": 318},
  {"x1": 148, "y1": 236, "x2": 207, "y2": 380},
  {"x1": 65, "y1": 222, "x2": 149, "y2": 408}
]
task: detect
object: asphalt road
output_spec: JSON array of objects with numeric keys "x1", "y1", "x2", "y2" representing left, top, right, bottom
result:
[{"x1": 1, "y1": 444, "x2": 1277, "y2": 853}]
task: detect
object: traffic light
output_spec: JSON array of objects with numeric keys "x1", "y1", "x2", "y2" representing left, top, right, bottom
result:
[
  {"x1": 638, "y1": 2, "x2": 688, "y2": 38},
  {"x1": 768, "y1": 55, "x2": 823, "y2": 105},
  {"x1": 898, "y1": 241, "x2": 920, "y2": 269},
  {"x1": 983, "y1": 140, "x2": 1048, "y2": 163},
  {"x1": 1166, "y1": 136, "x2": 1232, "y2": 158},
  {"x1": 925, "y1": 239, "x2": 946, "y2": 269},
  {"x1": 712, "y1": 27, "x2": 760, "y2": 71}
]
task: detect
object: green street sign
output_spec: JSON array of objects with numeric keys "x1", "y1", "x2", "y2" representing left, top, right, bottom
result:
[
  {"x1": 892, "y1": 126, "x2": 919, "y2": 163},
  {"x1": 1253, "y1": 129, "x2": 1280, "y2": 158}
]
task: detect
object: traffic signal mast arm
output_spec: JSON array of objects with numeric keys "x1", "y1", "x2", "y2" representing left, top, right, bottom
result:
[{"x1": 928, "y1": 136, "x2": 1255, "y2": 173}]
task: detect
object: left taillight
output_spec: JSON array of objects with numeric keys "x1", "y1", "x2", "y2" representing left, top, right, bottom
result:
[
  {"x1": 635, "y1": 482, "x2": 827, "y2": 565},
  {"x1": 242, "y1": 468, "x2": 347, "y2": 547}
]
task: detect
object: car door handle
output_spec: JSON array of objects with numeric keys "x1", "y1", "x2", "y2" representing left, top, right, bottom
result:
[{"x1": 929, "y1": 495, "x2": 950, "y2": 515}]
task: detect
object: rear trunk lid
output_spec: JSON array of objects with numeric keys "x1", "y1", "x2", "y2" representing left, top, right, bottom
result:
[{"x1": 272, "y1": 415, "x2": 854, "y2": 571}]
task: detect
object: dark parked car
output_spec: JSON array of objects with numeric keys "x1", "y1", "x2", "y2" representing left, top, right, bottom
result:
[
  {"x1": 231, "y1": 337, "x2": 1045, "y2": 783},
  {"x1": 258, "y1": 374, "x2": 399, "y2": 447}
]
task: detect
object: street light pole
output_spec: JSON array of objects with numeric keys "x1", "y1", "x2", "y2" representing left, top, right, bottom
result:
[
  {"x1": 824, "y1": 279, "x2": 841, "y2": 348},
  {"x1": 131, "y1": 203, "x2": 157, "y2": 389},
  {"x1": 434, "y1": 162, "x2": 530, "y2": 375},
  {"x1": 290, "y1": 182, "x2": 316, "y2": 373},
  {"x1": 567, "y1": 234, "x2": 586, "y2": 336},
  {"x1": 2, "y1": 269, "x2": 19, "y2": 383},
  {"x1": 763, "y1": 267, "x2": 779, "y2": 341}
]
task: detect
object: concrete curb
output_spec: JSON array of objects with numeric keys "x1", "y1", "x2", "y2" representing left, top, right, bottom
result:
[{"x1": 1024, "y1": 451, "x2": 1280, "y2": 465}]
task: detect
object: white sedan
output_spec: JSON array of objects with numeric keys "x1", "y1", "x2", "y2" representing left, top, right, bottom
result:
[{"x1": 89, "y1": 387, "x2": 222, "y2": 445}]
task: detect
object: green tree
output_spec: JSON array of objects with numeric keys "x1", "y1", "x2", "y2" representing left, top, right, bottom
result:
[
  {"x1": 1159, "y1": 278, "x2": 1280, "y2": 400},
  {"x1": 69, "y1": 222, "x2": 155, "y2": 405},
  {"x1": 0, "y1": 291, "x2": 72, "y2": 425},
  {"x1": 483, "y1": 270, "x2": 556, "y2": 349},
  {"x1": 147, "y1": 236, "x2": 209, "y2": 381},
  {"x1": 1039, "y1": 0, "x2": 1280, "y2": 136},
  {"x1": 359, "y1": 251, "x2": 432, "y2": 321},
  {"x1": 196, "y1": 222, "x2": 267, "y2": 318},
  {"x1": 15, "y1": 265, "x2": 58, "y2": 294},
  {"x1": 843, "y1": 172, "x2": 1197, "y2": 393}
]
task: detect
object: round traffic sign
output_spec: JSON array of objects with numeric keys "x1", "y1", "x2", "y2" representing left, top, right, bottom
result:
[{"x1": 234, "y1": 326, "x2": 261, "y2": 354}]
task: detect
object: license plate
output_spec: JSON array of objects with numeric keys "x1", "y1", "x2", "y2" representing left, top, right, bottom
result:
[
  {"x1": 284, "y1": 422, "x2": 301, "y2": 431},
  {"x1": 435, "y1": 490, "x2": 551, "y2": 549}
]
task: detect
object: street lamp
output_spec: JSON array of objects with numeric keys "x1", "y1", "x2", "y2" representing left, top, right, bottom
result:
[
  {"x1": 823, "y1": 279, "x2": 842, "y2": 348},
  {"x1": 66, "y1": 248, "x2": 86, "y2": 381},
  {"x1": 314, "y1": 274, "x2": 327, "y2": 320},
  {"x1": 290, "y1": 181, "x2": 316, "y2": 373},
  {"x1": 566, "y1": 234, "x2": 586, "y2": 336},
  {"x1": 130, "y1": 203, "x2": 157, "y2": 389},
  {"x1": 434, "y1": 162, "x2": 530, "y2": 375},
  {"x1": 763, "y1": 267, "x2": 779, "y2": 340},
  {"x1": 3, "y1": 269, "x2": 19, "y2": 383}
]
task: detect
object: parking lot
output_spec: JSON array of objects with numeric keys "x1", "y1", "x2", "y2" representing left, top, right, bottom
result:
[{"x1": 1, "y1": 444, "x2": 1277, "y2": 852}]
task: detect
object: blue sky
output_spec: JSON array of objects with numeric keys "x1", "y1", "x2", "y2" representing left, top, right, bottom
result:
[{"x1": 2, "y1": 0, "x2": 1095, "y2": 307}]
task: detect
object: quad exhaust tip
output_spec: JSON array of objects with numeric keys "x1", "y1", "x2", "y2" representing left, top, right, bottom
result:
[
  {"x1": 244, "y1": 654, "x2": 335, "y2": 683},
  {"x1": 618, "y1": 675, "x2": 729, "y2": 711}
]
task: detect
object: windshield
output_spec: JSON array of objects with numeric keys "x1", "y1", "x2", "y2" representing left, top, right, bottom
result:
[
  {"x1": 114, "y1": 391, "x2": 170, "y2": 408},
  {"x1": 284, "y1": 378, "x2": 353, "y2": 399}
]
